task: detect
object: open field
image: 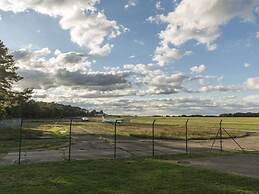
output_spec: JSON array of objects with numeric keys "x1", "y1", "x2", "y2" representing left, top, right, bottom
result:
[
  {"x1": 0, "y1": 121, "x2": 69, "y2": 154},
  {"x1": 1, "y1": 154, "x2": 259, "y2": 194},
  {"x1": 81, "y1": 116, "x2": 259, "y2": 130},
  {"x1": 129, "y1": 116, "x2": 259, "y2": 131},
  {"x1": 1, "y1": 116, "x2": 259, "y2": 155},
  {"x1": 27, "y1": 116, "x2": 259, "y2": 138}
]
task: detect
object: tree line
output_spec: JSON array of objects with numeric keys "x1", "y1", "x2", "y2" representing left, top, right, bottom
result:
[
  {"x1": 219, "y1": 112, "x2": 259, "y2": 117},
  {"x1": 0, "y1": 40, "x2": 104, "y2": 119},
  {"x1": 154, "y1": 113, "x2": 259, "y2": 117},
  {"x1": 5, "y1": 100, "x2": 104, "y2": 119},
  {"x1": 5, "y1": 100, "x2": 86, "y2": 119}
]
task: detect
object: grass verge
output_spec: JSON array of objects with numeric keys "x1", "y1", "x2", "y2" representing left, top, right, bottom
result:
[{"x1": 0, "y1": 155, "x2": 259, "y2": 194}]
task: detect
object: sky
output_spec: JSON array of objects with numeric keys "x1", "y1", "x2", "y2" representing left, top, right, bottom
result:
[{"x1": 1, "y1": 0, "x2": 259, "y2": 115}]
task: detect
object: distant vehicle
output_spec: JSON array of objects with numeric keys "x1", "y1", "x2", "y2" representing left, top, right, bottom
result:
[
  {"x1": 102, "y1": 116, "x2": 123, "y2": 124},
  {"x1": 81, "y1": 117, "x2": 89, "y2": 122}
]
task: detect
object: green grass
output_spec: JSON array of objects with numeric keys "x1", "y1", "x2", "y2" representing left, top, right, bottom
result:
[
  {"x1": 1, "y1": 116, "x2": 259, "y2": 155},
  {"x1": 130, "y1": 116, "x2": 259, "y2": 131},
  {"x1": 71, "y1": 120, "x2": 247, "y2": 140},
  {"x1": 0, "y1": 156, "x2": 259, "y2": 194},
  {"x1": 84, "y1": 116, "x2": 259, "y2": 137},
  {"x1": 0, "y1": 121, "x2": 69, "y2": 154}
]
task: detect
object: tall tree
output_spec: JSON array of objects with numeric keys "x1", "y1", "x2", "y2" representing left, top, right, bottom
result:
[{"x1": 0, "y1": 40, "x2": 31, "y2": 118}]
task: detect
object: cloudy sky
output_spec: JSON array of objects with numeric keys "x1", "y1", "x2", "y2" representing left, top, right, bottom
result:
[{"x1": 1, "y1": 0, "x2": 259, "y2": 115}]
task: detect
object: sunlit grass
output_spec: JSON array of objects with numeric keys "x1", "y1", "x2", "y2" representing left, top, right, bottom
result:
[
  {"x1": 1, "y1": 116, "x2": 258, "y2": 154},
  {"x1": 1, "y1": 155, "x2": 259, "y2": 194}
]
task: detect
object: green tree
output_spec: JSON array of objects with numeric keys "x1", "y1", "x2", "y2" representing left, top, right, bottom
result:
[{"x1": 0, "y1": 40, "x2": 32, "y2": 118}]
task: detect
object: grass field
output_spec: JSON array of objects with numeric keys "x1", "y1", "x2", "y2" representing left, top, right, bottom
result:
[
  {"x1": 0, "y1": 154, "x2": 259, "y2": 194},
  {"x1": 0, "y1": 121, "x2": 69, "y2": 154},
  {"x1": 70, "y1": 116, "x2": 259, "y2": 140},
  {"x1": 1, "y1": 116, "x2": 259, "y2": 154},
  {"x1": 129, "y1": 116, "x2": 259, "y2": 131}
]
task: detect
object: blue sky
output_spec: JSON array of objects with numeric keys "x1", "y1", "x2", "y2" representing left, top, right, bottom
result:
[{"x1": 1, "y1": 0, "x2": 259, "y2": 115}]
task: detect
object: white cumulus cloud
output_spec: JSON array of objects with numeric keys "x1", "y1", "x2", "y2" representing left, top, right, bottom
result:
[
  {"x1": 244, "y1": 63, "x2": 251, "y2": 68},
  {"x1": 0, "y1": 0, "x2": 126, "y2": 56},
  {"x1": 153, "y1": 0, "x2": 259, "y2": 65},
  {"x1": 125, "y1": 0, "x2": 137, "y2": 9},
  {"x1": 245, "y1": 77, "x2": 259, "y2": 89},
  {"x1": 153, "y1": 45, "x2": 192, "y2": 66},
  {"x1": 155, "y1": 1, "x2": 164, "y2": 11},
  {"x1": 190, "y1": 65, "x2": 207, "y2": 74}
]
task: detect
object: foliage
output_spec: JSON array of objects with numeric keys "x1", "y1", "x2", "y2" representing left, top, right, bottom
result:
[
  {"x1": 5, "y1": 99, "x2": 105, "y2": 119},
  {"x1": 0, "y1": 40, "x2": 90, "y2": 119},
  {"x1": 220, "y1": 112, "x2": 259, "y2": 117},
  {"x1": 6, "y1": 100, "x2": 88, "y2": 119},
  {"x1": 0, "y1": 40, "x2": 32, "y2": 118}
]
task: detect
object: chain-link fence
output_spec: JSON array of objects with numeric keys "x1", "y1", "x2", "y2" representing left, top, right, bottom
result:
[{"x1": 0, "y1": 117, "x2": 258, "y2": 165}]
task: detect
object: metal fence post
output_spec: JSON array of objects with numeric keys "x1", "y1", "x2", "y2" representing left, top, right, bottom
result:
[
  {"x1": 114, "y1": 120, "x2": 117, "y2": 159},
  {"x1": 18, "y1": 119, "x2": 23, "y2": 165},
  {"x1": 68, "y1": 119, "x2": 72, "y2": 161},
  {"x1": 185, "y1": 119, "x2": 189, "y2": 153},
  {"x1": 152, "y1": 120, "x2": 156, "y2": 158},
  {"x1": 220, "y1": 120, "x2": 223, "y2": 152}
]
